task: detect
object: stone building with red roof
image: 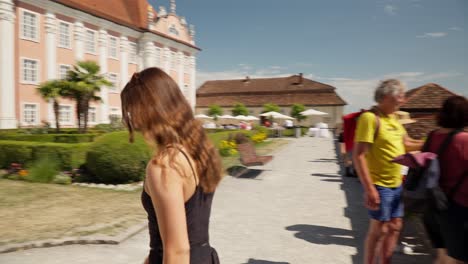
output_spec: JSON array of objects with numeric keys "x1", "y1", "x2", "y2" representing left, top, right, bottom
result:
[
  {"x1": 196, "y1": 74, "x2": 347, "y2": 128},
  {"x1": 401, "y1": 83, "x2": 460, "y2": 138},
  {"x1": 0, "y1": 0, "x2": 199, "y2": 128}
]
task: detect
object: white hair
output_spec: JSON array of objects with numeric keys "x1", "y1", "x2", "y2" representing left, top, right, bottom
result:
[{"x1": 374, "y1": 79, "x2": 406, "y2": 103}]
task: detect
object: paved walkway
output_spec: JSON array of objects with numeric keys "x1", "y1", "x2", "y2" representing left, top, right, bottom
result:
[{"x1": 0, "y1": 136, "x2": 432, "y2": 263}]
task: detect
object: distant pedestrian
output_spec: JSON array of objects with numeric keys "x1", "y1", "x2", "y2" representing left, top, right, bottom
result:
[
  {"x1": 353, "y1": 79, "x2": 423, "y2": 264},
  {"x1": 121, "y1": 67, "x2": 222, "y2": 264},
  {"x1": 422, "y1": 95, "x2": 468, "y2": 264}
]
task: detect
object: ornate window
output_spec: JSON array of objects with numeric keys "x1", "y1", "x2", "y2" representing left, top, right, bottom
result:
[
  {"x1": 58, "y1": 21, "x2": 72, "y2": 48},
  {"x1": 21, "y1": 58, "x2": 39, "y2": 84},
  {"x1": 85, "y1": 29, "x2": 97, "y2": 54},
  {"x1": 21, "y1": 10, "x2": 39, "y2": 41},
  {"x1": 23, "y1": 103, "x2": 38, "y2": 124},
  {"x1": 108, "y1": 36, "x2": 118, "y2": 59}
]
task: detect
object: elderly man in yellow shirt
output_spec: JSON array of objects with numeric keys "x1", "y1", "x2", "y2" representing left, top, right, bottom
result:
[{"x1": 353, "y1": 79, "x2": 423, "y2": 264}]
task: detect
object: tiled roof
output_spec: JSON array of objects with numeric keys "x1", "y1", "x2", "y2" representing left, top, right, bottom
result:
[
  {"x1": 53, "y1": 0, "x2": 148, "y2": 29},
  {"x1": 52, "y1": 0, "x2": 200, "y2": 50},
  {"x1": 401, "y1": 83, "x2": 459, "y2": 111},
  {"x1": 403, "y1": 115, "x2": 439, "y2": 139},
  {"x1": 196, "y1": 75, "x2": 347, "y2": 107}
]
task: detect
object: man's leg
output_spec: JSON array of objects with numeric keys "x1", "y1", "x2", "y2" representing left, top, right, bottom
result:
[
  {"x1": 364, "y1": 219, "x2": 387, "y2": 264},
  {"x1": 380, "y1": 217, "x2": 402, "y2": 264}
]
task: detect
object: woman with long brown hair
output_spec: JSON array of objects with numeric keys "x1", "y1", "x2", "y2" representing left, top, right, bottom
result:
[{"x1": 121, "y1": 67, "x2": 223, "y2": 264}]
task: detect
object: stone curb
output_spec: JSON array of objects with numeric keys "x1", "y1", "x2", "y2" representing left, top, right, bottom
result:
[{"x1": 0, "y1": 222, "x2": 147, "y2": 254}]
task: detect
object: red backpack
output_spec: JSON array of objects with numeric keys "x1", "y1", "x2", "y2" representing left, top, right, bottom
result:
[{"x1": 342, "y1": 108, "x2": 380, "y2": 152}]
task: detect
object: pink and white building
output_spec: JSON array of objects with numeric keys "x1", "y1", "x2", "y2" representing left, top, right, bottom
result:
[{"x1": 0, "y1": 0, "x2": 200, "y2": 129}]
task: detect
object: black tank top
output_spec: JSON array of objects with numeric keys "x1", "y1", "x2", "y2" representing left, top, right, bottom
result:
[{"x1": 141, "y1": 147, "x2": 219, "y2": 264}]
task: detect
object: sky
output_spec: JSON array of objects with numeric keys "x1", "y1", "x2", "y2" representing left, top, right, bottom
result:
[{"x1": 149, "y1": 0, "x2": 467, "y2": 113}]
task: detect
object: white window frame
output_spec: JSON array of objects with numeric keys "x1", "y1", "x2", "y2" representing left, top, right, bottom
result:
[
  {"x1": 20, "y1": 57, "x2": 40, "y2": 84},
  {"x1": 128, "y1": 42, "x2": 137, "y2": 64},
  {"x1": 184, "y1": 55, "x2": 190, "y2": 74},
  {"x1": 20, "y1": 8, "x2": 40, "y2": 42},
  {"x1": 58, "y1": 64, "x2": 71, "y2": 80},
  {"x1": 84, "y1": 29, "x2": 97, "y2": 54},
  {"x1": 108, "y1": 72, "x2": 119, "y2": 93},
  {"x1": 109, "y1": 107, "x2": 122, "y2": 117},
  {"x1": 88, "y1": 106, "x2": 97, "y2": 124},
  {"x1": 58, "y1": 104, "x2": 74, "y2": 125},
  {"x1": 21, "y1": 102, "x2": 40, "y2": 126},
  {"x1": 108, "y1": 36, "x2": 119, "y2": 59},
  {"x1": 170, "y1": 51, "x2": 177, "y2": 70},
  {"x1": 57, "y1": 20, "x2": 72, "y2": 49}
]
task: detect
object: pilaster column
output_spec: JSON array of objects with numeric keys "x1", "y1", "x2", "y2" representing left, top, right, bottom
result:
[
  {"x1": 163, "y1": 47, "x2": 171, "y2": 74},
  {"x1": 45, "y1": 11, "x2": 57, "y2": 126},
  {"x1": 143, "y1": 40, "x2": 155, "y2": 69},
  {"x1": 73, "y1": 21, "x2": 84, "y2": 61},
  {"x1": 177, "y1": 51, "x2": 184, "y2": 91},
  {"x1": 119, "y1": 36, "x2": 128, "y2": 89},
  {"x1": 0, "y1": 0, "x2": 17, "y2": 128},
  {"x1": 98, "y1": 29, "x2": 109, "y2": 123},
  {"x1": 136, "y1": 41, "x2": 144, "y2": 71},
  {"x1": 189, "y1": 55, "x2": 196, "y2": 109}
]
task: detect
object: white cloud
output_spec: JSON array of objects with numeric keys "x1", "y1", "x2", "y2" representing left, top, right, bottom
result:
[
  {"x1": 384, "y1": 5, "x2": 397, "y2": 15},
  {"x1": 317, "y1": 71, "x2": 461, "y2": 112},
  {"x1": 449, "y1": 27, "x2": 462, "y2": 31},
  {"x1": 416, "y1": 32, "x2": 448, "y2": 38}
]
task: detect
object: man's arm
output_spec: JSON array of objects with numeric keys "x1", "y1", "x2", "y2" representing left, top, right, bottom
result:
[
  {"x1": 353, "y1": 142, "x2": 380, "y2": 210},
  {"x1": 403, "y1": 135, "x2": 424, "y2": 152}
]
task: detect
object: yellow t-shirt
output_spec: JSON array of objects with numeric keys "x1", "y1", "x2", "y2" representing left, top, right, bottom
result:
[{"x1": 355, "y1": 111, "x2": 406, "y2": 187}]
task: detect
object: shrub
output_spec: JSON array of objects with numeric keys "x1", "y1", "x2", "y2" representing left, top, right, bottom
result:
[
  {"x1": 218, "y1": 140, "x2": 237, "y2": 157},
  {"x1": 85, "y1": 131, "x2": 152, "y2": 184},
  {"x1": 0, "y1": 133, "x2": 99, "y2": 143},
  {"x1": 0, "y1": 140, "x2": 90, "y2": 169},
  {"x1": 26, "y1": 156, "x2": 59, "y2": 183},
  {"x1": 251, "y1": 132, "x2": 267, "y2": 143}
]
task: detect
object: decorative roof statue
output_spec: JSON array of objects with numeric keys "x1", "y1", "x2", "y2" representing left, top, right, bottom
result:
[
  {"x1": 170, "y1": 0, "x2": 176, "y2": 14},
  {"x1": 158, "y1": 6, "x2": 167, "y2": 17}
]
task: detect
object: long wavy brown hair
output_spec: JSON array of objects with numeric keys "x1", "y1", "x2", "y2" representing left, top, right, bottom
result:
[{"x1": 121, "y1": 67, "x2": 222, "y2": 193}]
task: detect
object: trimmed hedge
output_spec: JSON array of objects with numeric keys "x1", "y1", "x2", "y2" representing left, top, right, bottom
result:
[
  {"x1": 85, "y1": 131, "x2": 152, "y2": 184},
  {"x1": 0, "y1": 133, "x2": 100, "y2": 143},
  {"x1": 0, "y1": 140, "x2": 90, "y2": 169}
]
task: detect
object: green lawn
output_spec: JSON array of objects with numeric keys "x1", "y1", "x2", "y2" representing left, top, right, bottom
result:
[{"x1": 0, "y1": 136, "x2": 290, "y2": 247}]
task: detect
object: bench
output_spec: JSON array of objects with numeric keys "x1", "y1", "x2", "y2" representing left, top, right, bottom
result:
[{"x1": 237, "y1": 142, "x2": 273, "y2": 167}]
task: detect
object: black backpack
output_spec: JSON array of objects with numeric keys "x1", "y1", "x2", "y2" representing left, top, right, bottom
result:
[{"x1": 404, "y1": 129, "x2": 466, "y2": 211}]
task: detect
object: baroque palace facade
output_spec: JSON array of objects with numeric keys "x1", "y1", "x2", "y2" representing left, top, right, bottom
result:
[{"x1": 0, "y1": 0, "x2": 199, "y2": 129}]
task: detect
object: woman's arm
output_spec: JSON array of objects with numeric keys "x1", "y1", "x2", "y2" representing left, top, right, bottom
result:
[{"x1": 146, "y1": 161, "x2": 190, "y2": 264}]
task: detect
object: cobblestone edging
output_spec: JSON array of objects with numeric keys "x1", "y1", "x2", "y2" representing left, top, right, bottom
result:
[
  {"x1": 71, "y1": 181, "x2": 143, "y2": 191},
  {"x1": 0, "y1": 222, "x2": 148, "y2": 254}
]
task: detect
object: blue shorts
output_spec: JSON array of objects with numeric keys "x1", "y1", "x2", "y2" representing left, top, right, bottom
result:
[{"x1": 368, "y1": 185, "x2": 404, "y2": 221}]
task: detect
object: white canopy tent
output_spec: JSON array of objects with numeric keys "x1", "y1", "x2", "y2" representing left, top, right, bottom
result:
[
  {"x1": 259, "y1": 111, "x2": 295, "y2": 120},
  {"x1": 194, "y1": 114, "x2": 214, "y2": 119},
  {"x1": 299, "y1": 109, "x2": 328, "y2": 116}
]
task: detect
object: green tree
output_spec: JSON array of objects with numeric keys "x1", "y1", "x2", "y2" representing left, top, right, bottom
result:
[
  {"x1": 290, "y1": 103, "x2": 306, "y2": 124},
  {"x1": 61, "y1": 61, "x2": 112, "y2": 133},
  {"x1": 37, "y1": 80, "x2": 68, "y2": 132},
  {"x1": 231, "y1": 103, "x2": 249, "y2": 116},
  {"x1": 262, "y1": 103, "x2": 280, "y2": 113},
  {"x1": 207, "y1": 104, "x2": 223, "y2": 120}
]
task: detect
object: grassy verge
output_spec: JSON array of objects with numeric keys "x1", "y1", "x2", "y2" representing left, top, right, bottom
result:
[
  {"x1": 0, "y1": 137, "x2": 290, "y2": 247},
  {"x1": 0, "y1": 180, "x2": 145, "y2": 246}
]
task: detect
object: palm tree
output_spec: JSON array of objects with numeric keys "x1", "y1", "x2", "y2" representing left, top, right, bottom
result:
[
  {"x1": 62, "y1": 61, "x2": 112, "y2": 133},
  {"x1": 37, "y1": 80, "x2": 67, "y2": 132}
]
